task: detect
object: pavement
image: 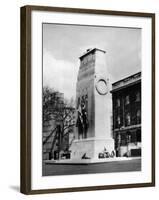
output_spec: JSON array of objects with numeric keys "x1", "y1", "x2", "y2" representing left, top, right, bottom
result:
[
  {"x1": 43, "y1": 158, "x2": 141, "y2": 176},
  {"x1": 44, "y1": 156, "x2": 141, "y2": 165}
]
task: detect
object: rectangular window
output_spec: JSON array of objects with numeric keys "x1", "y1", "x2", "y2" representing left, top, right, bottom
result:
[
  {"x1": 125, "y1": 95, "x2": 130, "y2": 105},
  {"x1": 126, "y1": 113, "x2": 131, "y2": 126},
  {"x1": 117, "y1": 98, "x2": 120, "y2": 107},
  {"x1": 135, "y1": 92, "x2": 140, "y2": 102}
]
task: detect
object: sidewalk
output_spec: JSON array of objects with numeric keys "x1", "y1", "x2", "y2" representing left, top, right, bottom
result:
[{"x1": 44, "y1": 157, "x2": 141, "y2": 165}]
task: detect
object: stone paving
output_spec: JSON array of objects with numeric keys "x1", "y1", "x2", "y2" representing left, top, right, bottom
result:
[{"x1": 43, "y1": 158, "x2": 141, "y2": 176}]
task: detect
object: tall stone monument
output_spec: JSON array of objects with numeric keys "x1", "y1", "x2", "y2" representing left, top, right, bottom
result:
[{"x1": 70, "y1": 48, "x2": 114, "y2": 161}]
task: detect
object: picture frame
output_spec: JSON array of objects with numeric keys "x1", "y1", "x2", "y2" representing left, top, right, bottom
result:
[{"x1": 20, "y1": 5, "x2": 155, "y2": 194}]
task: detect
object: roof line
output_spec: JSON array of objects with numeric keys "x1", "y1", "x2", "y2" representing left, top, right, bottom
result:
[{"x1": 112, "y1": 71, "x2": 141, "y2": 86}]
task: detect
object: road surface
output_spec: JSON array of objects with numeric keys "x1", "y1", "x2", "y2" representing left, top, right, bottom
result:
[{"x1": 43, "y1": 158, "x2": 141, "y2": 176}]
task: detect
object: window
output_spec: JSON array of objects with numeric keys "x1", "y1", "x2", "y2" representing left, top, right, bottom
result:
[
  {"x1": 116, "y1": 98, "x2": 120, "y2": 107},
  {"x1": 130, "y1": 132, "x2": 136, "y2": 143},
  {"x1": 120, "y1": 134, "x2": 127, "y2": 146},
  {"x1": 136, "y1": 92, "x2": 140, "y2": 102},
  {"x1": 126, "y1": 132, "x2": 131, "y2": 144},
  {"x1": 126, "y1": 113, "x2": 131, "y2": 126},
  {"x1": 136, "y1": 129, "x2": 141, "y2": 142},
  {"x1": 137, "y1": 110, "x2": 141, "y2": 124},
  {"x1": 117, "y1": 116, "x2": 121, "y2": 125},
  {"x1": 125, "y1": 95, "x2": 130, "y2": 105}
]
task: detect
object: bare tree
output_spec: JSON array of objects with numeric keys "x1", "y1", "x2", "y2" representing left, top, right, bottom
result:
[{"x1": 43, "y1": 86, "x2": 75, "y2": 160}]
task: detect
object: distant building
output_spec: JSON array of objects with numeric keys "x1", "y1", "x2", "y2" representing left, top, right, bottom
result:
[{"x1": 111, "y1": 72, "x2": 141, "y2": 157}]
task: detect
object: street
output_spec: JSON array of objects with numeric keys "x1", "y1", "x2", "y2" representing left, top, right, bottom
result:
[{"x1": 43, "y1": 158, "x2": 141, "y2": 176}]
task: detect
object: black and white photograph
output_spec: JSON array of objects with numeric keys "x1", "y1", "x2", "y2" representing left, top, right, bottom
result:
[
  {"x1": 20, "y1": 6, "x2": 155, "y2": 194},
  {"x1": 42, "y1": 23, "x2": 142, "y2": 176}
]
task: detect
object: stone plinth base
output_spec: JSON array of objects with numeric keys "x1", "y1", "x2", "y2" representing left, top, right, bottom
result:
[{"x1": 70, "y1": 138, "x2": 114, "y2": 161}]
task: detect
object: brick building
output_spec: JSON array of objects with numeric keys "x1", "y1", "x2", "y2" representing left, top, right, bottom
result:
[{"x1": 111, "y1": 72, "x2": 141, "y2": 157}]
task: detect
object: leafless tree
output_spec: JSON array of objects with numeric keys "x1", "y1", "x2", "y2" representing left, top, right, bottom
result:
[{"x1": 43, "y1": 86, "x2": 75, "y2": 159}]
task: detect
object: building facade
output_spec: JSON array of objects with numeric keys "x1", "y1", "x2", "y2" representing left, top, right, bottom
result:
[{"x1": 111, "y1": 72, "x2": 141, "y2": 157}]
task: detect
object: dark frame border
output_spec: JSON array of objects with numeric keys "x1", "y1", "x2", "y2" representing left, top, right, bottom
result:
[{"x1": 20, "y1": 5, "x2": 155, "y2": 195}]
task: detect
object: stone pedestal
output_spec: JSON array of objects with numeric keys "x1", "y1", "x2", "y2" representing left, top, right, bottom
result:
[{"x1": 70, "y1": 138, "x2": 114, "y2": 160}]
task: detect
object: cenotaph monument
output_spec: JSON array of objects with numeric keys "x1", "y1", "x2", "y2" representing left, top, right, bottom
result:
[{"x1": 70, "y1": 48, "x2": 115, "y2": 161}]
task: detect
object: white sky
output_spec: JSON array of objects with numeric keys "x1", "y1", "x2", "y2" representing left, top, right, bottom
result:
[{"x1": 43, "y1": 24, "x2": 141, "y2": 100}]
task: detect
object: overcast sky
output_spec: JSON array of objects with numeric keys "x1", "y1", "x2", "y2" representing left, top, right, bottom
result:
[{"x1": 43, "y1": 23, "x2": 141, "y2": 100}]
